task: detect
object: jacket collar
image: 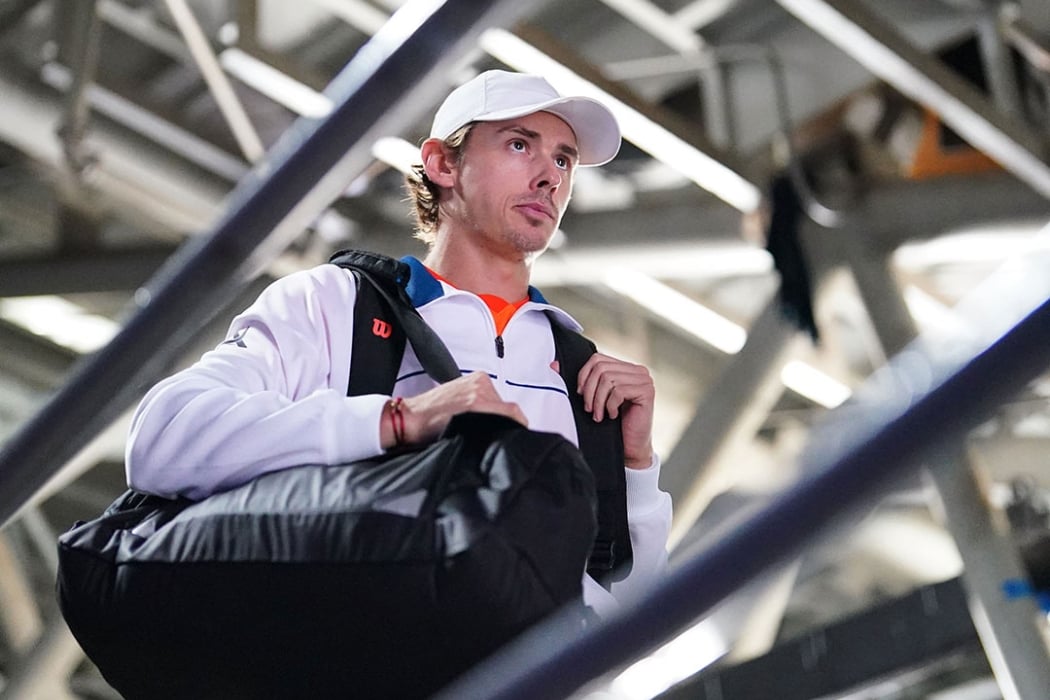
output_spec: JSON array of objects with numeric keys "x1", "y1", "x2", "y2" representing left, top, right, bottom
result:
[{"x1": 401, "y1": 256, "x2": 549, "y2": 307}]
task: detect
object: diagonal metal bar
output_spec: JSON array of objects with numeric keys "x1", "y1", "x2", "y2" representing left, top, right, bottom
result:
[
  {"x1": 662, "y1": 295, "x2": 798, "y2": 548},
  {"x1": 0, "y1": 0, "x2": 542, "y2": 529},
  {"x1": 0, "y1": 0, "x2": 44, "y2": 39},
  {"x1": 434, "y1": 243, "x2": 1050, "y2": 698},
  {"x1": 0, "y1": 616, "x2": 84, "y2": 700},
  {"x1": 308, "y1": 0, "x2": 390, "y2": 35},
  {"x1": 57, "y1": 0, "x2": 102, "y2": 176},
  {"x1": 777, "y1": 0, "x2": 1050, "y2": 199},
  {"x1": 163, "y1": 0, "x2": 266, "y2": 162}
]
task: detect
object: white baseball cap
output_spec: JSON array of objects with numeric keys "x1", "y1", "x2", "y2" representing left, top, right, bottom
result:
[{"x1": 429, "y1": 70, "x2": 621, "y2": 166}]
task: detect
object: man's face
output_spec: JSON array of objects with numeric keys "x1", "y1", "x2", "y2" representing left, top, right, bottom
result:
[{"x1": 449, "y1": 110, "x2": 579, "y2": 259}]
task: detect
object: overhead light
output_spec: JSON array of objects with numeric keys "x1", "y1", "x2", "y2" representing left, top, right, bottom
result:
[
  {"x1": 600, "y1": 618, "x2": 728, "y2": 699},
  {"x1": 674, "y1": 0, "x2": 738, "y2": 30},
  {"x1": 218, "y1": 47, "x2": 334, "y2": 118},
  {"x1": 780, "y1": 360, "x2": 852, "y2": 408},
  {"x1": 603, "y1": 268, "x2": 747, "y2": 354},
  {"x1": 308, "y1": 0, "x2": 390, "y2": 36},
  {"x1": 371, "y1": 136, "x2": 420, "y2": 174},
  {"x1": 893, "y1": 226, "x2": 1045, "y2": 270},
  {"x1": 601, "y1": 267, "x2": 852, "y2": 407},
  {"x1": 597, "y1": 0, "x2": 706, "y2": 54},
  {"x1": 479, "y1": 29, "x2": 763, "y2": 213},
  {"x1": 0, "y1": 297, "x2": 119, "y2": 354},
  {"x1": 533, "y1": 243, "x2": 771, "y2": 286}
]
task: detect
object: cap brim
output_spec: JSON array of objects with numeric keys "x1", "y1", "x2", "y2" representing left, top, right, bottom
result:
[{"x1": 471, "y1": 95, "x2": 621, "y2": 166}]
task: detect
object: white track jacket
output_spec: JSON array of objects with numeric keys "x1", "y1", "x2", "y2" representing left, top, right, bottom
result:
[{"x1": 126, "y1": 256, "x2": 672, "y2": 616}]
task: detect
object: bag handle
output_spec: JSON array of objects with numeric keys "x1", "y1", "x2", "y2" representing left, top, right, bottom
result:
[{"x1": 353, "y1": 267, "x2": 461, "y2": 384}]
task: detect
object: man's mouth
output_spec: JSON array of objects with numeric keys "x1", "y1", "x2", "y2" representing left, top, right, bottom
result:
[{"x1": 517, "y1": 201, "x2": 555, "y2": 220}]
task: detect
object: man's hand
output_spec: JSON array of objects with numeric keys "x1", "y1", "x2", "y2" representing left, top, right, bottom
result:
[
  {"x1": 577, "y1": 353, "x2": 655, "y2": 470},
  {"x1": 386, "y1": 372, "x2": 527, "y2": 448}
]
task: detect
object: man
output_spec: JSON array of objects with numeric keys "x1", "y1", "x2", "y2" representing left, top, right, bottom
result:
[{"x1": 126, "y1": 69, "x2": 672, "y2": 616}]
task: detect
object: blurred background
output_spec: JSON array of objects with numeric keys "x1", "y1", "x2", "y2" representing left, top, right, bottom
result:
[{"x1": 1, "y1": 0, "x2": 1050, "y2": 698}]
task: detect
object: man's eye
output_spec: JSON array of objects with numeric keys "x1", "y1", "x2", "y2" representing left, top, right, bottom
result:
[
  {"x1": 556, "y1": 156, "x2": 569, "y2": 169},
  {"x1": 511, "y1": 140, "x2": 526, "y2": 151}
]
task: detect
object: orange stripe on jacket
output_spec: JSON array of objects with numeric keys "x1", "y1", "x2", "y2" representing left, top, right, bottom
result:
[{"x1": 425, "y1": 267, "x2": 528, "y2": 336}]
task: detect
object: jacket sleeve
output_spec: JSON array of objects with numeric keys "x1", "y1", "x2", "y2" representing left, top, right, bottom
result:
[
  {"x1": 125, "y1": 265, "x2": 389, "y2": 499},
  {"x1": 614, "y1": 455, "x2": 673, "y2": 599},
  {"x1": 582, "y1": 455, "x2": 673, "y2": 616}
]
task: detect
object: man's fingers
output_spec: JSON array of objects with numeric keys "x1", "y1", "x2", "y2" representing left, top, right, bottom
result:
[
  {"x1": 461, "y1": 373, "x2": 526, "y2": 424},
  {"x1": 594, "y1": 374, "x2": 649, "y2": 421},
  {"x1": 577, "y1": 355, "x2": 654, "y2": 422},
  {"x1": 505, "y1": 403, "x2": 529, "y2": 427}
]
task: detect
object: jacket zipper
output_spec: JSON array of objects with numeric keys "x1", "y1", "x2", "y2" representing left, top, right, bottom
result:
[{"x1": 495, "y1": 335, "x2": 505, "y2": 359}]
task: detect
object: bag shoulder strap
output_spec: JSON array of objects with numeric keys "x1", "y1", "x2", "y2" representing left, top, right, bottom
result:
[
  {"x1": 345, "y1": 262, "x2": 407, "y2": 397},
  {"x1": 330, "y1": 249, "x2": 459, "y2": 395},
  {"x1": 547, "y1": 314, "x2": 634, "y2": 587}
]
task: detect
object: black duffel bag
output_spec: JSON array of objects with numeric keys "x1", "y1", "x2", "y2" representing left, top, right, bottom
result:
[{"x1": 57, "y1": 412, "x2": 597, "y2": 699}]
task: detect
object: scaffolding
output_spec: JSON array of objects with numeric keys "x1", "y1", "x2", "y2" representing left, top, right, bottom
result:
[{"x1": 1, "y1": 0, "x2": 1049, "y2": 698}]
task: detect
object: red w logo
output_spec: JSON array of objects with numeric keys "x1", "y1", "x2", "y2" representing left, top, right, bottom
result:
[{"x1": 372, "y1": 318, "x2": 393, "y2": 339}]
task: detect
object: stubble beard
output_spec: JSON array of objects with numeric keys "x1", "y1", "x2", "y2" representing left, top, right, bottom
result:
[{"x1": 507, "y1": 219, "x2": 558, "y2": 265}]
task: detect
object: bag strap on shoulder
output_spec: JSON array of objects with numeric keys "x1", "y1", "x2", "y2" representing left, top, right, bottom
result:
[
  {"x1": 547, "y1": 315, "x2": 634, "y2": 587},
  {"x1": 331, "y1": 249, "x2": 459, "y2": 395}
]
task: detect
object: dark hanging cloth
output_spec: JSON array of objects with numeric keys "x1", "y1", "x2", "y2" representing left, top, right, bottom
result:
[{"x1": 765, "y1": 172, "x2": 820, "y2": 343}]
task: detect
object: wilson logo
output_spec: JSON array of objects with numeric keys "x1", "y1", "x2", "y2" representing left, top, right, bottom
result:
[{"x1": 372, "y1": 318, "x2": 393, "y2": 339}]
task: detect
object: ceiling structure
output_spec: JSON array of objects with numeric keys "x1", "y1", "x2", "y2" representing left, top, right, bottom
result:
[{"x1": 1, "y1": 0, "x2": 1049, "y2": 698}]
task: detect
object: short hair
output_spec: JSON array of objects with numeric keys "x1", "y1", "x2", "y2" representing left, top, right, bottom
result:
[{"x1": 404, "y1": 124, "x2": 474, "y2": 245}]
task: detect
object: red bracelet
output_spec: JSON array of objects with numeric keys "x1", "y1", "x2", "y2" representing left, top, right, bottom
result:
[{"x1": 388, "y1": 397, "x2": 405, "y2": 447}]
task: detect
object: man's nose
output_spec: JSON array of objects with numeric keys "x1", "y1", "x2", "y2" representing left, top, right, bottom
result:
[{"x1": 533, "y1": 161, "x2": 563, "y2": 191}]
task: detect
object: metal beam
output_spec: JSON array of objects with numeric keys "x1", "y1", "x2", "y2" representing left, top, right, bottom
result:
[
  {"x1": 663, "y1": 295, "x2": 799, "y2": 548},
  {"x1": 0, "y1": 247, "x2": 174, "y2": 297},
  {"x1": 1018, "y1": 0, "x2": 1050, "y2": 36},
  {"x1": 40, "y1": 61, "x2": 250, "y2": 182},
  {"x1": 0, "y1": 69, "x2": 227, "y2": 234},
  {"x1": 598, "y1": 0, "x2": 708, "y2": 55},
  {"x1": 1003, "y1": 12, "x2": 1050, "y2": 74},
  {"x1": 776, "y1": 0, "x2": 1050, "y2": 199},
  {"x1": 0, "y1": 0, "x2": 546, "y2": 528},
  {"x1": 0, "y1": 0, "x2": 44, "y2": 39},
  {"x1": 0, "y1": 617, "x2": 84, "y2": 700},
  {"x1": 662, "y1": 577, "x2": 984, "y2": 700},
  {"x1": 97, "y1": 0, "x2": 192, "y2": 63},
  {"x1": 0, "y1": 321, "x2": 76, "y2": 391},
  {"x1": 56, "y1": 0, "x2": 102, "y2": 176},
  {"x1": 975, "y1": 2, "x2": 1023, "y2": 116},
  {"x1": 0, "y1": 533, "x2": 42, "y2": 653},
  {"x1": 162, "y1": 0, "x2": 265, "y2": 163},
  {"x1": 307, "y1": 0, "x2": 389, "y2": 36}
]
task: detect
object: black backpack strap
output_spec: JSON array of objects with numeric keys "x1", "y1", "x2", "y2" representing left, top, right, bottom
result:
[
  {"x1": 547, "y1": 314, "x2": 634, "y2": 587},
  {"x1": 332, "y1": 250, "x2": 408, "y2": 396},
  {"x1": 330, "y1": 249, "x2": 460, "y2": 396}
]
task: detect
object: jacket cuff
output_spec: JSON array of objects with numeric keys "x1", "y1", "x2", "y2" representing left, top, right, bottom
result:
[
  {"x1": 325, "y1": 393, "x2": 390, "y2": 463},
  {"x1": 624, "y1": 452, "x2": 664, "y2": 514}
]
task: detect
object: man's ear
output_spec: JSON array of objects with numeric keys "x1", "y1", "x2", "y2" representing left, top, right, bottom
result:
[{"x1": 420, "y1": 138, "x2": 457, "y2": 188}]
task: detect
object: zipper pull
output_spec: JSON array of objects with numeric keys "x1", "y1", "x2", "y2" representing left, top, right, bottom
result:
[{"x1": 495, "y1": 335, "x2": 505, "y2": 358}]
